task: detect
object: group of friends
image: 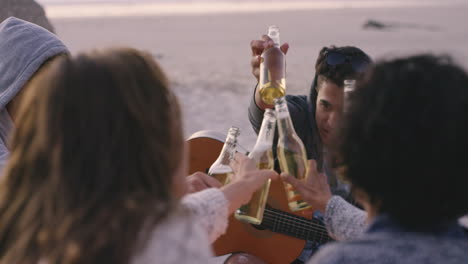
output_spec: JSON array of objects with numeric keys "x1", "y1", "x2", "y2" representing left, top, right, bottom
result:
[{"x1": 0, "y1": 3, "x2": 467, "y2": 264}]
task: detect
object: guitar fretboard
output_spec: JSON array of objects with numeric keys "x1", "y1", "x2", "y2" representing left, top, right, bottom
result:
[{"x1": 259, "y1": 207, "x2": 333, "y2": 244}]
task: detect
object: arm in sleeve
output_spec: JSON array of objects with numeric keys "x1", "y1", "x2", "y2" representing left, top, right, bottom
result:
[
  {"x1": 248, "y1": 85, "x2": 266, "y2": 135},
  {"x1": 324, "y1": 195, "x2": 367, "y2": 241},
  {"x1": 181, "y1": 188, "x2": 230, "y2": 242}
]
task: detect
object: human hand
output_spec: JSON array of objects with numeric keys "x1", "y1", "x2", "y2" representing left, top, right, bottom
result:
[
  {"x1": 281, "y1": 159, "x2": 332, "y2": 213},
  {"x1": 229, "y1": 153, "x2": 278, "y2": 193},
  {"x1": 186, "y1": 172, "x2": 222, "y2": 193},
  {"x1": 222, "y1": 153, "x2": 278, "y2": 214},
  {"x1": 250, "y1": 35, "x2": 289, "y2": 81}
]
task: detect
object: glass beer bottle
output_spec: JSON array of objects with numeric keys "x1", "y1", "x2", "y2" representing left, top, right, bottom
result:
[
  {"x1": 275, "y1": 97, "x2": 311, "y2": 211},
  {"x1": 259, "y1": 25, "x2": 286, "y2": 105},
  {"x1": 235, "y1": 109, "x2": 276, "y2": 224},
  {"x1": 344, "y1": 79, "x2": 356, "y2": 113},
  {"x1": 208, "y1": 127, "x2": 240, "y2": 186}
]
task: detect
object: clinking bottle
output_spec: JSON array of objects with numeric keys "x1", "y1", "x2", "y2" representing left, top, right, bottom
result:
[
  {"x1": 235, "y1": 109, "x2": 276, "y2": 224},
  {"x1": 275, "y1": 97, "x2": 311, "y2": 211},
  {"x1": 208, "y1": 127, "x2": 240, "y2": 185}
]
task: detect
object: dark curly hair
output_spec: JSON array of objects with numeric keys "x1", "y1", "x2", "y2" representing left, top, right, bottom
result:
[
  {"x1": 307, "y1": 46, "x2": 371, "y2": 174},
  {"x1": 339, "y1": 54, "x2": 468, "y2": 228},
  {"x1": 314, "y1": 46, "x2": 371, "y2": 90}
]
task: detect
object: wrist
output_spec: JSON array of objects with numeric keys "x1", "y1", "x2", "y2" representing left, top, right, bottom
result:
[
  {"x1": 254, "y1": 84, "x2": 274, "y2": 110},
  {"x1": 221, "y1": 180, "x2": 252, "y2": 215}
]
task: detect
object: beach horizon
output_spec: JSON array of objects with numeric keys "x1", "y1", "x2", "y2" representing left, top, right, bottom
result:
[
  {"x1": 39, "y1": 0, "x2": 468, "y2": 19},
  {"x1": 48, "y1": 2, "x2": 468, "y2": 148}
]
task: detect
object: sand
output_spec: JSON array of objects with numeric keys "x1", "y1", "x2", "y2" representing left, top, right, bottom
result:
[{"x1": 50, "y1": 3, "x2": 468, "y2": 148}]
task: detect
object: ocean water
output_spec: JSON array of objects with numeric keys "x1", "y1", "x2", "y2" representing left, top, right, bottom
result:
[{"x1": 37, "y1": 0, "x2": 468, "y2": 19}]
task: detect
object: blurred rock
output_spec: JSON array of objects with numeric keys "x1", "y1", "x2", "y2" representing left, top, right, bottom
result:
[
  {"x1": 0, "y1": 0, "x2": 55, "y2": 33},
  {"x1": 363, "y1": 19, "x2": 390, "y2": 30},
  {"x1": 363, "y1": 19, "x2": 439, "y2": 32}
]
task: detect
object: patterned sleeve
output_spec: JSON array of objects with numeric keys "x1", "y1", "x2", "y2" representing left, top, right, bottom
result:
[
  {"x1": 181, "y1": 188, "x2": 230, "y2": 242},
  {"x1": 324, "y1": 195, "x2": 367, "y2": 241},
  {"x1": 133, "y1": 212, "x2": 216, "y2": 264}
]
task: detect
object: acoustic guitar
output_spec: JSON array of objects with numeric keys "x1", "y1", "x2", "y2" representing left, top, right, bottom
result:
[{"x1": 188, "y1": 131, "x2": 332, "y2": 264}]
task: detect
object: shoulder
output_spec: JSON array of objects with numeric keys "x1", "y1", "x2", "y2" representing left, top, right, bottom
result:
[
  {"x1": 285, "y1": 94, "x2": 309, "y2": 110},
  {"x1": 308, "y1": 238, "x2": 397, "y2": 264},
  {"x1": 284, "y1": 94, "x2": 312, "y2": 128},
  {"x1": 309, "y1": 233, "x2": 468, "y2": 264}
]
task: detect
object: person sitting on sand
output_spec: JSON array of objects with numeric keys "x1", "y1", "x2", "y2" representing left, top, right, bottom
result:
[
  {"x1": 0, "y1": 47, "x2": 278, "y2": 264},
  {"x1": 308, "y1": 54, "x2": 468, "y2": 264}
]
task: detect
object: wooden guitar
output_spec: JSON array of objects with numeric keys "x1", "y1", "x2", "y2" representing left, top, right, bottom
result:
[{"x1": 188, "y1": 131, "x2": 332, "y2": 264}]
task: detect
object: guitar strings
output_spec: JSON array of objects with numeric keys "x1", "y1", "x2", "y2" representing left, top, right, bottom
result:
[
  {"x1": 261, "y1": 215, "x2": 330, "y2": 242},
  {"x1": 261, "y1": 214, "x2": 327, "y2": 236},
  {"x1": 261, "y1": 211, "x2": 330, "y2": 240},
  {"x1": 261, "y1": 218, "x2": 329, "y2": 242},
  {"x1": 263, "y1": 209, "x2": 328, "y2": 231}
]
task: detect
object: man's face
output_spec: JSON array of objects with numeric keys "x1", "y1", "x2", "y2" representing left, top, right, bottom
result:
[{"x1": 315, "y1": 81, "x2": 344, "y2": 146}]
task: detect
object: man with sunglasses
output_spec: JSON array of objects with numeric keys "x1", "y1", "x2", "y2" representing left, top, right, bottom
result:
[{"x1": 230, "y1": 37, "x2": 372, "y2": 264}]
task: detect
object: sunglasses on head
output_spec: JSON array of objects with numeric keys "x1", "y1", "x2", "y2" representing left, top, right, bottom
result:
[{"x1": 323, "y1": 49, "x2": 371, "y2": 73}]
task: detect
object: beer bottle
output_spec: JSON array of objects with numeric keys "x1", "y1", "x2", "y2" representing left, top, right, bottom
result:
[
  {"x1": 275, "y1": 97, "x2": 311, "y2": 211},
  {"x1": 208, "y1": 127, "x2": 240, "y2": 185},
  {"x1": 259, "y1": 25, "x2": 286, "y2": 105},
  {"x1": 235, "y1": 109, "x2": 276, "y2": 224}
]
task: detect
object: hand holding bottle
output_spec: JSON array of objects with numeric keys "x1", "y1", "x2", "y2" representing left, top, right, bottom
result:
[
  {"x1": 251, "y1": 26, "x2": 289, "y2": 109},
  {"x1": 186, "y1": 172, "x2": 222, "y2": 193},
  {"x1": 250, "y1": 35, "x2": 289, "y2": 81},
  {"x1": 222, "y1": 153, "x2": 278, "y2": 215},
  {"x1": 281, "y1": 159, "x2": 332, "y2": 214}
]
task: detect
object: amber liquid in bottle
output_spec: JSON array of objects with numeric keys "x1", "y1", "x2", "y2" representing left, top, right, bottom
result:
[
  {"x1": 259, "y1": 25, "x2": 286, "y2": 105},
  {"x1": 275, "y1": 97, "x2": 311, "y2": 211},
  {"x1": 235, "y1": 109, "x2": 276, "y2": 224}
]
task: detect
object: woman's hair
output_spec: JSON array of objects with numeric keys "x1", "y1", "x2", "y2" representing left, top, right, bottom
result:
[
  {"x1": 314, "y1": 46, "x2": 371, "y2": 90},
  {"x1": 338, "y1": 54, "x2": 468, "y2": 228},
  {"x1": 0, "y1": 48, "x2": 183, "y2": 263}
]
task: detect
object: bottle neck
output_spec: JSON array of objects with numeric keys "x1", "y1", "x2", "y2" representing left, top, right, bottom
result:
[
  {"x1": 253, "y1": 114, "x2": 276, "y2": 149},
  {"x1": 344, "y1": 79, "x2": 356, "y2": 113},
  {"x1": 216, "y1": 136, "x2": 237, "y2": 165},
  {"x1": 275, "y1": 98, "x2": 298, "y2": 138},
  {"x1": 277, "y1": 113, "x2": 297, "y2": 139}
]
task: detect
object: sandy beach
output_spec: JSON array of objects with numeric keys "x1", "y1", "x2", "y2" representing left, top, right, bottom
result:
[{"x1": 49, "y1": 3, "x2": 468, "y2": 149}]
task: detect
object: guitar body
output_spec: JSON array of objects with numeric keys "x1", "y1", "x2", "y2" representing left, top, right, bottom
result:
[{"x1": 188, "y1": 131, "x2": 307, "y2": 264}]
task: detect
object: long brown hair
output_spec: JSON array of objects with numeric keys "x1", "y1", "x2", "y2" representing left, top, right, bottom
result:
[{"x1": 0, "y1": 48, "x2": 184, "y2": 263}]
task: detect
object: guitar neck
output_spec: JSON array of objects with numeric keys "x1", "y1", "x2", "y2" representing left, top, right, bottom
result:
[{"x1": 260, "y1": 207, "x2": 332, "y2": 244}]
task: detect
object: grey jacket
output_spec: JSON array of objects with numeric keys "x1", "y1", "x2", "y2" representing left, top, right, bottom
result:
[
  {"x1": 0, "y1": 17, "x2": 68, "y2": 171},
  {"x1": 309, "y1": 214, "x2": 468, "y2": 264}
]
